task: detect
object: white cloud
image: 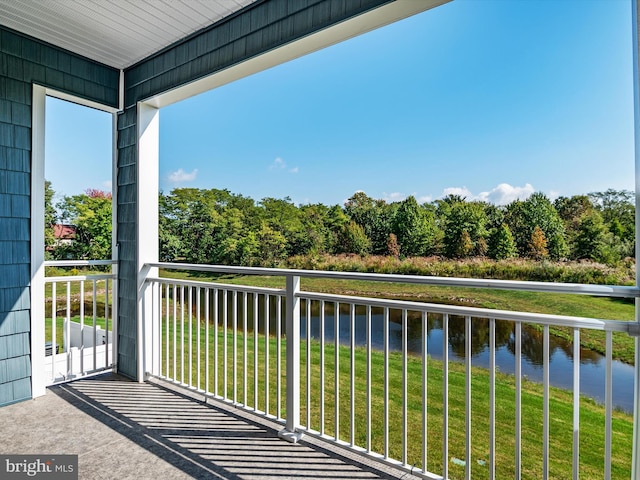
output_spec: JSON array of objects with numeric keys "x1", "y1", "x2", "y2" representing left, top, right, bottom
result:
[
  {"x1": 441, "y1": 186, "x2": 474, "y2": 199},
  {"x1": 547, "y1": 190, "x2": 561, "y2": 201},
  {"x1": 440, "y1": 183, "x2": 535, "y2": 205},
  {"x1": 382, "y1": 192, "x2": 433, "y2": 204},
  {"x1": 478, "y1": 183, "x2": 535, "y2": 205},
  {"x1": 269, "y1": 157, "x2": 299, "y2": 173},
  {"x1": 382, "y1": 192, "x2": 408, "y2": 203},
  {"x1": 270, "y1": 157, "x2": 286, "y2": 170},
  {"x1": 168, "y1": 168, "x2": 198, "y2": 183}
]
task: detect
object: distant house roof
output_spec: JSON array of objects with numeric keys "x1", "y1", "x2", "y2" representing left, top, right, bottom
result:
[{"x1": 53, "y1": 224, "x2": 76, "y2": 240}]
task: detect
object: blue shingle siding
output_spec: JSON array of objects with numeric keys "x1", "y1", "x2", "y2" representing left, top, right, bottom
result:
[
  {"x1": 0, "y1": 25, "x2": 119, "y2": 407},
  {"x1": 115, "y1": 0, "x2": 390, "y2": 379}
]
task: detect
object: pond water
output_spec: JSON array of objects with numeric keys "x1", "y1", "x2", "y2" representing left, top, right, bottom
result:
[{"x1": 298, "y1": 305, "x2": 636, "y2": 413}]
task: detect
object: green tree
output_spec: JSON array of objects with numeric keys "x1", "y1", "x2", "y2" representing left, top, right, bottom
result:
[
  {"x1": 588, "y1": 189, "x2": 635, "y2": 258},
  {"x1": 391, "y1": 196, "x2": 437, "y2": 257},
  {"x1": 344, "y1": 191, "x2": 395, "y2": 254},
  {"x1": 386, "y1": 233, "x2": 400, "y2": 258},
  {"x1": 488, "y1": 223, "x2": 517, "y2": 260},
  {"x1": 441, "y1": 200, "x2": 488, "y2": 258},
  {"x1": 159, "y1": 188, "x2": 259, "y2": 265},
  {"x1": 339, "y1": 221, "x2": 371, "y2": 255},
  {"x1": 529, "y1": 226, "x2": 548, "y2": 260},
  {"x1": 573, "y1": 211, "x2": 608, "y2": 262},
  {"x1": 505, "y1": 193, "x2": 568, "y2": 259},
  {"x1": 44, "y1": 180, "x2": 57, "y2": 255},
  {"x1": 259, "y1": 197, "x2": 303, "y2": 256},
  {"x1": 56, "y1": 189, "x2": 112, "y2": 260},
  {"x1": 255, "y1": 223, "x2": 288, "y2": 266},
  {"x1": 554, "y1": 195, "x2": 598, "y2": 260}
]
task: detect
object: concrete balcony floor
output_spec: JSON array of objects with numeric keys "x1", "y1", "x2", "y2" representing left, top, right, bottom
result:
[{"x1": 0, "y1": 373, "x2": 416, "y2": 480}]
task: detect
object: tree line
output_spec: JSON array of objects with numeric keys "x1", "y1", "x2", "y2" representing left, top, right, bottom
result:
[{"x1": 46, "y1": 183, "x2": 635, "y2": 267}]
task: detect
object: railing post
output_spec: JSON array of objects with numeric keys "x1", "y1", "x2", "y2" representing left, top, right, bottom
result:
[
  {"x1": 279, "y1": 275, "x2": 303, "y2": 443},
  {"x1": 138, "y1": 264, "x2": 159, "y2": 381}
]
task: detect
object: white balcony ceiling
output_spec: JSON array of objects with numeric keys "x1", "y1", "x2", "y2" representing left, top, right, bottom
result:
[{"x1": 0, "y1": 0, "x2": 259, "y2": 69}]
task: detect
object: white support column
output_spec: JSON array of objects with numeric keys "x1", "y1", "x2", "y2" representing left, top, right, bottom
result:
[
  {"x1": 30, "y1": 85, "x2": 47, "y2": 398},
  {"x1": 279, "y1": 275, "x2": 304, "y2": 443},
  {"x1": 137, "y1": 102, "x2": 159, "y2": 382},
  {"x1": 632, "y1": 1, "x2": 640, "y2": 478}
]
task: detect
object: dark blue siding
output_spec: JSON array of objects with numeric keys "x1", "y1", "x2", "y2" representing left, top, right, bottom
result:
[{"x1": 0, "y1": 26, "x2": 119, "y2": 406}]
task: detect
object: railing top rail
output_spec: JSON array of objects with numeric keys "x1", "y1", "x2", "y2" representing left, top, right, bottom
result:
[
  {"x1": 148, "y1": 262, "x2": 640, "y2": 298},
  {"x1": 45, "y1": 274, "x2": 116, "y2": 283},
  {"x1": 299, "y1": 290, "x2": 631, "y2": 333},
  {"x1": 146, "y1": 276, "x2": 284, "y2": 295},
  {"x1": 45, "y1": 259, "x2": 116, "y2": 267}
]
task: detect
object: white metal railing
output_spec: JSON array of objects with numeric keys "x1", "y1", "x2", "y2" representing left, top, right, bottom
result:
[
  {"x1": 44, "y1": 260, "x2": 117, "y2": 384},
  {"x1": 143, "y1": 262, "x2": 640, "y2": 480}
]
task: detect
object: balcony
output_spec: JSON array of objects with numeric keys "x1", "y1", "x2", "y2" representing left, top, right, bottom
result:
[{"x1": 27, "y1": 261, "x2": 640, "y2": 479}]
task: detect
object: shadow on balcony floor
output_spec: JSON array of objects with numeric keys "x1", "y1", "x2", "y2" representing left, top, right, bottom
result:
[{"x1": 0, "y1": 373, "x2": 416, "y2": 480}]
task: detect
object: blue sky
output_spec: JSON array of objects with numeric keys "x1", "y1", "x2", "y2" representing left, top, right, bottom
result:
[{"x1": 46, "y1": 0, "x2": 635, "y2": 207}]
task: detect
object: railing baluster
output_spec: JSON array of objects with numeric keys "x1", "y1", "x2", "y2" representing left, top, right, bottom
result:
[
  {"x1": 254, "y1": 292, "x2": 259, "y2": 411},
  {"x1": 402, "y1": 309, "x2": 408, "y2": 466},
  {"x1": 366, "y1": 305, "x2": 372, "y2": 454},
  {"x1": 443, "y1": 313, "x2": 449, "y2": 480},
  {"x1": 79, "y1": 280, "x2": 85, "y2": 375},
  {"x1": 243, "y1": 292, "x2": 248, "y2": 408},
  {"x1": 223, "y1": 289, "x2": 228, "y2": 398},
  {"x1": 233, "y1": 290, "x2": 238, "y2": 404},
  {"x1": 384, "y1": 306, "x2": 389, "y2": 459},
  {"x1": 543, "y1": 324, "x2": 549, "y2": 480},
  {"x1": 180, "y1": 285, "x2": 185, "y2": 385},
  {"x1": 197, "y1": 286, "x2": 201, "y2": 391},
  {"x1": 66, "y1": 281, "x2": 71, "y2": 378},
  {"x1": 605, "y1": 330, "x2": 612, "y2": 480},
  {"x1": 320, "y1": 300, "x2": 325, "y2": 436},
  {"x1": 51, "y1": 282, "x2": 56, "y2": 383},
  {"x1": 277, "y1": 295, "x2": 283, "y2": 420},
  {"x1": 265, "y1": 294, "x2": 269, "y2": 415},
  {"x1": 573, "y1": 328, "x2": 580, "y2": 480},
  {"x1": 516, "y1": 321, "x2": 522, "y2": 479},
  {"x1": 465, "y1": 315, "x2": 472, "y2": 480},
  {"x1": 188, "y1": 285, "x2": 192, "y2": 388},
  {"x1": 422, "y1": 311, "x2": 428, "y2": 474},
  {"x1": 92, "y1": 279, "x2": 97, "y2": 372},
  {"x1": 335, "y1": 301, "x2": 340, "y2": 441},
  {"x1": 350, "y1": 303, "x2": 356, "y2": 448},
  {"x1": 105, "y1": 279, "x2": 110, "y2": 370},
  {"x1": 205, "y1": 288, "x2": 210, "y2": 395},
  {"x1": 305, "y1": 298, "x2": 310, "y2": 428},
  {"x1": 632, "y1": 335, "x2": 640, "y2": 480},
  {"x1": 490, "y1": 318, "x2": 496, "y2": 480},
  {"x1": 173, "y1": 284, "x2": 177, "y2": 381},
  {"x1": 213, "y1": 288, "x2": 219, "y2": 397},
  {"x1": 165, "y1": 283, "x2": 170, "y2": 378}
]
